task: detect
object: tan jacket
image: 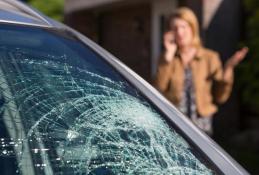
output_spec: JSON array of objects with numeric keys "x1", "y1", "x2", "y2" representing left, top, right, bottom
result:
[{"x1": 154, "y1": 47, "x2": 233, "y2": 117}]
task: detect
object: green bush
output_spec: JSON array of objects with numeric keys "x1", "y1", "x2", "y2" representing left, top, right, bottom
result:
[
  {"x1": 28, "y1": 0, "x2": 64, "y2": 22},
  {"x1": 236, "y1": 0, "x2": 259, "y2": 115}
]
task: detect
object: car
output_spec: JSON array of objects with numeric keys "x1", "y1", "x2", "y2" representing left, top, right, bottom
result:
[{"x1": 0, "y1": 0, "x2": 249, "y2": 174}]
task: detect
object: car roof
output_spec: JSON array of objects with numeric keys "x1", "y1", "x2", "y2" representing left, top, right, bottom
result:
[{"x1": 0, "y1": 0, "x2": 60, "y2": 28}]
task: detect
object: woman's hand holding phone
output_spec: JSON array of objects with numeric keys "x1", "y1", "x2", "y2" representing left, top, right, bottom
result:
[{"x1": 163, "y1": 31, "x2": 177, "y2": 63}]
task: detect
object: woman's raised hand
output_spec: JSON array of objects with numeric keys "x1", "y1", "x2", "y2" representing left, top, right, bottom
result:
[
  {"x1": 226, "y1": 47, "x2": 249, "y2": 68},
  {"x1": 223, "y1": 47, "x2": 249, "y2": 82},
  {"x1": 163, "y1": 31, "x2": 177, "y2": 63}
]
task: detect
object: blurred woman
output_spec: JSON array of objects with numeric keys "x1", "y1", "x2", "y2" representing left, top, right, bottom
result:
[{"x1": 154, "y1": 7, "x2": 248, "y2": 135}]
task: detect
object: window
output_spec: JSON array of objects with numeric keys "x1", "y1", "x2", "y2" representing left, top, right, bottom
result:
[{"x1": 0, "y1": 24, "x2": 219, "y2": 174}]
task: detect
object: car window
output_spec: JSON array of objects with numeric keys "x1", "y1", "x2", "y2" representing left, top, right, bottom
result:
[{"x1": 0, "y1": 24, "x2": 219, "y2": 174}]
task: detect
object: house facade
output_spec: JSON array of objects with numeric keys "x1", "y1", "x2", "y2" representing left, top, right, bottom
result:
[{"x1": 65, "y1": 0, "x2": 178, "y2": 81}]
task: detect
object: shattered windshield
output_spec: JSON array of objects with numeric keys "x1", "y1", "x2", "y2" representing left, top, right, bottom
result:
[{"x1": 0, "y1": 24, "x2": 219, "y2": 174}]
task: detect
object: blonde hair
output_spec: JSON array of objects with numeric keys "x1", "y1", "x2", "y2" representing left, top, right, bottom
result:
[{"x1": 169, "y1": 7, "x2": 202, "y2": 48}]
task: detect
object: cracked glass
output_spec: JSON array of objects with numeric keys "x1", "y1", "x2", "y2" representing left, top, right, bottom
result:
[{"x1": 0, "y1": 24, "x2": 219, "y2": 174}]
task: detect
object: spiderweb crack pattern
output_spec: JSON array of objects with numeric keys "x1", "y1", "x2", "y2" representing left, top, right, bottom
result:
[{"x1": 0, "y1": 51, "x2": 215, "y2": 174}]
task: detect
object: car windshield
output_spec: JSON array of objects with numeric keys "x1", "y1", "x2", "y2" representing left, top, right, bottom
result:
[{"x1": 0, "y1": 24, "x2": 219, "y2": 174}]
